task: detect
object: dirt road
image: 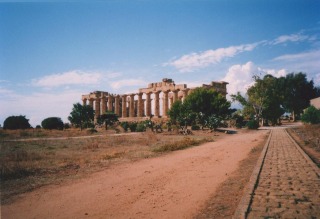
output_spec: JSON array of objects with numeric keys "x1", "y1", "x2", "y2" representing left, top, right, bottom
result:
[{"x1": 2, "y1": 130, "x2": 268, "y2": 219}]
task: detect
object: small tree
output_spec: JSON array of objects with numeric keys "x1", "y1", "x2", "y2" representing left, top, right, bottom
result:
[
  {"x1": 68, "y1": 103, "x2": 94, "y2": 130},
  {"x1": 97, "y1": 111, "x2": 119, "y2": 130},
  {"x1": 207, "y1": 115, "x2": 222, "y2": 131},
  {"x1": 3, "y1": 115, "x2": 32, "y2": 130},
  {"x1": 41, "y1": 117, "x2": 64, "y2": 130},
  {"x1": 301, "y1": 106, "x2": 320, "y2": 124}
]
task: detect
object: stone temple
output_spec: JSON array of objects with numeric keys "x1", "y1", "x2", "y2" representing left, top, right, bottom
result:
[{"x1": 82, "y1": 78, "x2": 228, "y2": 121}]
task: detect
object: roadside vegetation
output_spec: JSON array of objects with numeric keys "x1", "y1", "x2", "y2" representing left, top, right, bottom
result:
[
  {"x1": 232, "y1": 72, "x2": 319, "y2": 127},
  {"x1": 287, "y1": 124, "x2": 320, "y2": 167}
]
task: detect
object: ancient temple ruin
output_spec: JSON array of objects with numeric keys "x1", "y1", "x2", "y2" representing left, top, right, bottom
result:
[{"x1": 81, "y1": 78, "x2": 228, "y2": 121}]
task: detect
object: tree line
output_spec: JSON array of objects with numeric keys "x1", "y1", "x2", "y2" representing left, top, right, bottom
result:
[{"x1": 231, "y1": 72, "x2": 319, "y2": 126}]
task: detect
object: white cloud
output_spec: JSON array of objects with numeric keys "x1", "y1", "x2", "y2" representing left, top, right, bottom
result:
[
  {"x1": 0, "y1": 87, "x2": 14, "y2": 95},
  {"x1": 264, "y1": 68, "x2": 287, "y2": 78},
  {"x1": 273, "y1": 50, "x2": 320, "y2": 62},
  {"x1": 32, "y1": 70, "x2": 103, "y2": 87},
  {"x1": 164, "y1": 43, "x2": 260, "y2": 72},
  {"x1": 110, "y1": 79, "x2": 148, "y2": 90},
  {"x1": 271, "y1": 33, "x2": 311, "y2": 45},
  {"x1": 221, "y1": 61, "x2": 288, "y2": 97},
  {"x1": 272, "y1": 50, "x2": 320, "y2": 82},
  {"x1": 32, "y1": 70, "x2": 121, "y2": 88},
  {"x1": 221, "y1": 62, "x2": 257, "y2": 96}
]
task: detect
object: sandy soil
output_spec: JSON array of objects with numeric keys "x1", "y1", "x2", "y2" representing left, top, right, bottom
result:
[{"x1": 2, "y1": 130, "x2": 268, "y2": 219}]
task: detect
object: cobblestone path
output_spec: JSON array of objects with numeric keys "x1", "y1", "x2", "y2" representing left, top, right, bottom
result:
[{"x1": 246, "y1": 128, "x2": 320, "y2": 219}]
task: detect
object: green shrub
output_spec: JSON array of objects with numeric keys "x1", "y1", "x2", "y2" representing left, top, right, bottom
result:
[
  {"x1": 136, "y1": 122, "x2": 146, "y2": 132},
  {"x1": 120, "y1": 122, "x2": 129, "y2": 132},
  {"x1": 41, "y1": 117, "x2": 64, "y2": 130},
  {"x1": 301, "y1": 106, "x2": 320, "y2": 124},
  {"x1": 246, "y1": 120, "x2": 259, "y2": 129},
  {"x1": 128, "y1": 122, "x2": 138, "y2": 132},
  {"x1": 191, "y1": 125, "x2": 200, "y2": 130},
  {"x1": 64, "y1": 123, "x2": 71, "y2": 129},
  {"x1": 3, "y1": 115, "x2": 32, "y2": 130}
]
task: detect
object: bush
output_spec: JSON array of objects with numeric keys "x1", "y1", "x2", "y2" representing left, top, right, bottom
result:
[
  {"x1": 136, "y1": 122, "x2": 146, "y2": 132},
  {"x1": 120, "y1": 122, "x2": 129, "y2": 132},
  {"x1": 246, "y1": 120, "x2": 259, "y2": 129},
  {"x1": 301, "y1": 106, "x2": 320, "y2": 124},
  {"x1": 35, "y1": 125, "x2": 41, "y2": 129},
  {"x1": 64, "y1": 123, "x2": 71, "y2": 129},
  {"x1": 3, "y1": 115, "x2": 32, "y2": 130},
  {"x1": 41, "y1": 117, "x2": 64, "y2": 130},
  {"x1": 191, "y1": 125, "x2": 200, "y2": 130},
  {"x1": 128, "y1": 122, "x2": 138, "y2": 132}
]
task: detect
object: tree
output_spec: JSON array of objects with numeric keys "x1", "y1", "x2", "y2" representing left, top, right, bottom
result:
[
  {"x1": 231, "y1": 92, "x2": 255, "y2": 119},
  {"x1": 233, "y1": 75, "x2": 284, "y2": 126},
  {"x1": 301, "y1": 106, "x2": 320, "y2": 124},
  {"x1": 97, "y1": 111, "x2": 119, "y2": 130},
  {"x1": 68, "y1": 103, "x2": 94, "y2": 130},
  {"x1": 41, "y1": 117, "x2": 64, "y2": 130},
  {"x1": 168, "y1": 87, "x2": 231, "y2": 130},
  {"x1": 259, "y1": 75, "x2": 284, "y2": 125},
  {"x1": 3, "y1": 115, "x2": 32, "y2": 130},
  {"x1": 183, "y1": 87, "x2": 231, "y2": 119},
  {"x1": 280, "y1": 73, "x2": 318, "y2": 121}
]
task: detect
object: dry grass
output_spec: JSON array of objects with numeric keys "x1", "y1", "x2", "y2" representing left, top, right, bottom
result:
[
  {"x1": 0, "y1": 128, "x2": 217, "y2": 204},
  {"x1": 0, "y1": 128, "x2": 103, "y2": 140},
  {"x1": 152, "y1": 137, "x2": 213, "y2": 152},
  {"x1": 287, "y1": 124, "x2": 320, "y2": 167}
]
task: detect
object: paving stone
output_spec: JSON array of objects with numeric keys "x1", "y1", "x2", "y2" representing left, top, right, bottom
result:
[{"x1": 246, "y1": 129, "x2": 320, "y2": 219}]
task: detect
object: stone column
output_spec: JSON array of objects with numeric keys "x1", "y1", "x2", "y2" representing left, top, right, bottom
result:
[
  {"x1": 95, "y1": 98, "x2": 101, "y2": 118},
  {"x1": 169, "y1": 97, "x2": 173, "y2": 108},
  {"x1": 162, "y1": 90, "x2": 169, "y2": 117},
  {"x1": 107, "y1": 95, "x2": 113, "y2": 112},
  {"x1": 145, "y1": 92, "x2": 151, "y2": 117},
  {"x1": 101, "y1": 96, "x2": 107, "y2": 114},
  {"x1": 89, "y1": 99, "x2": 94, "y2": 108},
  {"x1": 154, "y1": 91, "x2": 160, "y2": 117},
  {"x1": 121, "y1": 95, "x2": 127, "y2": 118},
  {"x1": 142, "y1": 99, "x2": 146, "y2": 116},
  {"x1": 114, "y1": 95, "x2": 120, "y2": 116},
  {"x1": 82, "y1": 98, "x2": 87, "y2": 106},
  {"x1": 173, "y1": 90, "x2": 179, "y2": 103},
  {"x1": 137, "y1": 93, "x2": 143, "y2": 117},
  {"x1": 182, "y1": 89, "x2": 189, "y2": 102},
  {"x1": 129, "y1": 94, "x2": 135, "y2": 117}
]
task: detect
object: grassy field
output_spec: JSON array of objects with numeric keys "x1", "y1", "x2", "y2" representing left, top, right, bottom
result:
[{"x1": 0, "y1": 128, "x2": 215, "y2": 203}]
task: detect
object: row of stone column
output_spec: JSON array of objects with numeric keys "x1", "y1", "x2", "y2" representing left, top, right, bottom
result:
[{"x1": 83, "y1": 89, "x2": 190, "y2": 119}]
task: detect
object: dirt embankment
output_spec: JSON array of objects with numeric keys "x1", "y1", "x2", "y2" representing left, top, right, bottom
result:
[{"x1": 2, "y1": 130, "x2": 269, "y2": 219}]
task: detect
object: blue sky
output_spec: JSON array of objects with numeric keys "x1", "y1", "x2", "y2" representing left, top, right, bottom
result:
[{"x1": 1, "y1": 0, "x2": 320, "y2": 126}]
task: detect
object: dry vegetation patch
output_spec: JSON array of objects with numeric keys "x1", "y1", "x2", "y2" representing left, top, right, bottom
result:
[
  {"x1": 287, "y1": 124, "x2": 320, "y2": 167},
  {"x1": 0, "y1": 128, "x2": 217, "y2": 204}
]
